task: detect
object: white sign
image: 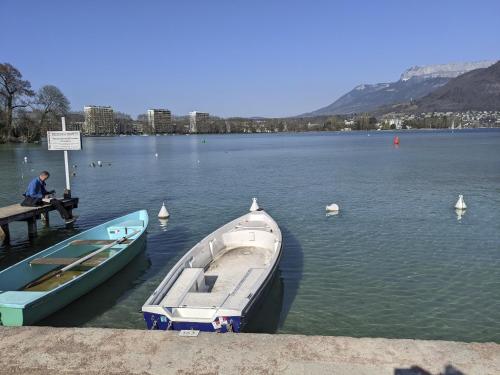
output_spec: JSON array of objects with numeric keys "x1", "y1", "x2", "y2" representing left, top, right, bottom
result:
[
  {"x1": 179, "y1": 330, "x2": 200, "y2": 337},
  {"x1": 47, "y1": 131, "x2": 82, "y2": 151}
]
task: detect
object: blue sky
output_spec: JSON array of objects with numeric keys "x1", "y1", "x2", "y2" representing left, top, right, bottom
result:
[{"x1": 3, "y1": 0, "x2": 499, "y2": 118}]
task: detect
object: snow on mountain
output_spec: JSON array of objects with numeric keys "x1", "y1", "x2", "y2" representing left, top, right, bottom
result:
[{"x1": 400, "y1": 60, "x2": 496, "y2": 81}]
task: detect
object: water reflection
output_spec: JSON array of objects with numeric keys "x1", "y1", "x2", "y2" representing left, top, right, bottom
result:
[
  {"x1": 244, "y1": 270, "x2": 284, "y2": 333},
  {"x1": 158, "y1": 218, "x2": 169, "y2": 231},
  {"x1": 455, "y1": 209, "x2": 466, "y2": 221},
  {"x1": 276, "y1": 227, "x2": 304, "y2": 329}
]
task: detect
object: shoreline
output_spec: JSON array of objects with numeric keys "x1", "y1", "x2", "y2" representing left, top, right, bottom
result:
[
  {"x1": 2, "y1": 126, "x2": 500, "y2": 145},
  {"x1": 1, "y1": 326, "x2": 499, "y2": 374}
]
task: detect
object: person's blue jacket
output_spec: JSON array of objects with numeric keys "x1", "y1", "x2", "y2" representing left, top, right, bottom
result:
[{"x1": 24, "y1": 177, "x2": 49, "y2": 199}]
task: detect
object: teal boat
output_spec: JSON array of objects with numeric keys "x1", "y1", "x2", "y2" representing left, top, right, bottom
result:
[{"x1": 0, "y1": 210, "x2": 149, "y2": 326}]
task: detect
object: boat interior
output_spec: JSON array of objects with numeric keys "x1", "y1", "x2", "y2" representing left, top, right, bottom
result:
[
  {"x1": 0, "y1": 219, "x2": 145, "y2": 295},
  {"x1": 154, "y1": 213, "x2": 281, "y2": 319}
]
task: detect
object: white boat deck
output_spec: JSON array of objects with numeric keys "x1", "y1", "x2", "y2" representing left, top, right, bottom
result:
[{"x1": 162, "y1": 246, "x2": 273, "y2": 310}]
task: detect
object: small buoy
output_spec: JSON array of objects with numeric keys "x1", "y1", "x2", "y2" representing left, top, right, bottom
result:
[
  {"x1": 155, "y1": 153, "x2": 158, "y2": 158},
  {"x1": 97, "y1": 160, "x2": 102, "y2": 167},
  {"x1": 249, "y1": 197, "x2": 260, "y2": 212},
  {"x1": 393, "y1": 136, "x2": 400, "y2": 145},
  {"x1": 158, "y1": 202, "x2": 170, "y2": 219},
  {"x1": 326, "y1": 203, "x2": 340, "y2": 212},
  {"x1": 23, "y1": 156, "x2": 28, "y2": 163},
  {"x1": 455, "y1": 194, "x2": 467, "y2": 210}
]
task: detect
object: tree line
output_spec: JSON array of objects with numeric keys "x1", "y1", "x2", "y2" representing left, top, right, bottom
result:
[{"x1": 0, "y1": 63, "x2": 69, "y2": 143}]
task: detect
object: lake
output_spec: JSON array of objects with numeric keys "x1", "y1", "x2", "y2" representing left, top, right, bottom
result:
[{"x1": 1, "y1": 129, "x2": 499, "y2": 342}]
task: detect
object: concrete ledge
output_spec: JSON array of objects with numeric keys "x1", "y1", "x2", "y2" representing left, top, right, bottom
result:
[{"x1": 1, "y1": 326, "x2": 499, "y2": 374}]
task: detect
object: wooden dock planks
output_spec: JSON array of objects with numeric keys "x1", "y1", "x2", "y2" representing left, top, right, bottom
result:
[{"x1": 0, "y1": 198, "x2": 78, "y2": 244}]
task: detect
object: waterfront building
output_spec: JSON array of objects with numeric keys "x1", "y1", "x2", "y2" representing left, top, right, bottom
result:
[
  {"x1": 189, "y1": 111, "x2": 209, "y2": 133},
  {"x1": 83, "y1": 106, "x2": 115, "y2": 135},
  {"x1": 147, "y1": 109, "x2": 172, "y2": 134}
]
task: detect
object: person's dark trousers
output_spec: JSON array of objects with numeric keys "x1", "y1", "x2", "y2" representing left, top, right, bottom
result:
[
  {"x1": 21, "y1": 196, "x2": 71, "y2": 220},
  {"x1": 49, "y1": 199, "x2": 71, "y2": 220}
]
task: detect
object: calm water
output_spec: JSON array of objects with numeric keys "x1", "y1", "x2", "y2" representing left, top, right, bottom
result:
[{"x1": 1, "y1": 130, "x2": 499, "y2": 342}]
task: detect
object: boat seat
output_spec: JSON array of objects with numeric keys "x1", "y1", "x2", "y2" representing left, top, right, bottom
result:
[
  {"x1": 181, "y1": 291, "x2": 229, "y2": 308},
  {"x1": 29, "y1": 257, "x2": 106, "y2": 267},
  {"x1": 161, "y1": 268, "x2": 205, "y2": 307},
  {"x1": 70, "y1": 239, "x2": 131, "y2": 245},
  {"x1": 107, "y1": 220, "x2": 144, "y2": 240},
  {"x1": 0, "y1": 291, "x2": 46, "y2": 308},
  {"x1": 222, "y1": 268, "x2": 265, "y2": 310},
  {"x1": 234, "y1": 221, "x2": 271, "y2": 232}
]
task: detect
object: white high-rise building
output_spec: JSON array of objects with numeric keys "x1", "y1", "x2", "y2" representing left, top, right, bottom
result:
[
  {"x1": 147, "y1": 109, "x2": 172, "y2": 134},
  {"x1": 83, "y1": 106, "x2": 114, "y2": 135},
  {"x1": 189, "y1": 111, "x2": 209, "y2": 133}
]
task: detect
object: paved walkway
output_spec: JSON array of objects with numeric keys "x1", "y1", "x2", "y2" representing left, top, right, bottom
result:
[{"x1": 1, "y1": 326, "x2": 499, "y2": 374}]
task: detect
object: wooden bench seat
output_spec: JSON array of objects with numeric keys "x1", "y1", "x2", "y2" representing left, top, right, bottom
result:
[{"x1": 29, "y1": 257, "x2": 106, "y2": 267}]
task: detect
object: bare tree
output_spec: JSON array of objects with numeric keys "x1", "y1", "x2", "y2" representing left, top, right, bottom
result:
[
  {"x1": 0, "y1": 63, "x2": 35, "y2": 137},
  {"x1": 34, "y1": 85, "x2": 70, "y2": 131}
]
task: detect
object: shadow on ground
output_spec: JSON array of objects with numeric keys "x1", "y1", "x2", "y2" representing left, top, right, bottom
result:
[{"x1": 395, "y1": 364, "x2": 465, "y2": 375}]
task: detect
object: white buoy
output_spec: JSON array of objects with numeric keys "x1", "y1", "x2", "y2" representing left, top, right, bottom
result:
[
  {"x1": 326, "y1": 203, "x2": 340, "y2": 212},
  {"x1": 454, "y1": 195, "x2": 467, "y2": 210},
  {"x1": 158, "y1": 202, "x2": 170, "y2": 219},
  {"x1": 249, "y1": 197, "x2": 259, "y2": 212},
  {"x1": 97, "y1": 160, "x2": 103, "y2": 167},
  {"x1": 155, "y1": 153, "x2": 158, "y2": 158},
  {"x1": 23, "y1": 156, "x2": 28, "y2": 163}
]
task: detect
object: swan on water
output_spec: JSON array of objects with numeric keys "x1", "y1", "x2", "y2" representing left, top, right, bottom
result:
[{"x1": 325, "y1": 203, "x2": 340, "y2": 212}]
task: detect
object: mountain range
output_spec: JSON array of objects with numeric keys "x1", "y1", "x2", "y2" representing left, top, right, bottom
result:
[
  {"x1": 413, "y1": 60, "x2": 500, "y2": 112},
  {"x1": 301, "y1": 60, "x2": 497, "y2": 116}
]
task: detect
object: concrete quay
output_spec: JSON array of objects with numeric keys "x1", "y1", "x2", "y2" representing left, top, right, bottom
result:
[{"x1": 1, "y1": 326, "x2": 499, "y2": 375}]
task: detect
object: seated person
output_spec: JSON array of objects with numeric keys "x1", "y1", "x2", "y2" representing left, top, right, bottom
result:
[{"x1": 21, "y1": 171, "x2": 76, "y2": 224}]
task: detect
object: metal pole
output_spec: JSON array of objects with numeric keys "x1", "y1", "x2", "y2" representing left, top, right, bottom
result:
[{"x1": 61, "y1": 117, "x2": 71, "y2": 193}]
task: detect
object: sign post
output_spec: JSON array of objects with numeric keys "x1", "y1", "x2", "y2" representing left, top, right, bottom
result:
[
  {"x1": 62, "y1": 118, "x2": 71, "y2": 193},
  {"x1": 47, "y1": 117, "x2": 82, "y2": 198}
]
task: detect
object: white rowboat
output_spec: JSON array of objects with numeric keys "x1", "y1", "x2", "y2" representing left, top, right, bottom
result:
[{"x1": 142, "y1": 203, "x2": 282, "y2": 332}]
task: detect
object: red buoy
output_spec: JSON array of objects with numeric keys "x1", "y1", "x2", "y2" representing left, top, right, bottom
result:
[{"x1": 393, "y1": 136, "x2": 400, "y2": 145}]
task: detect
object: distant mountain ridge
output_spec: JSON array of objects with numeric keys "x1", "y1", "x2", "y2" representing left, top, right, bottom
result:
[
  {"x1": 414, "y1": 60, "x2": 500, "y2": 112},
  {"x1": 400, "y1": 60, "x2": 495, "y2": 81},
  {"x1": 301, "y1": 60, "x2": 497, "y2": 116}
]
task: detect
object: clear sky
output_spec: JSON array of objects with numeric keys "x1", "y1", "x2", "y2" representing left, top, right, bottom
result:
[{"x1": 3, "y1": 0, "x2": 499, "y2": 118}]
